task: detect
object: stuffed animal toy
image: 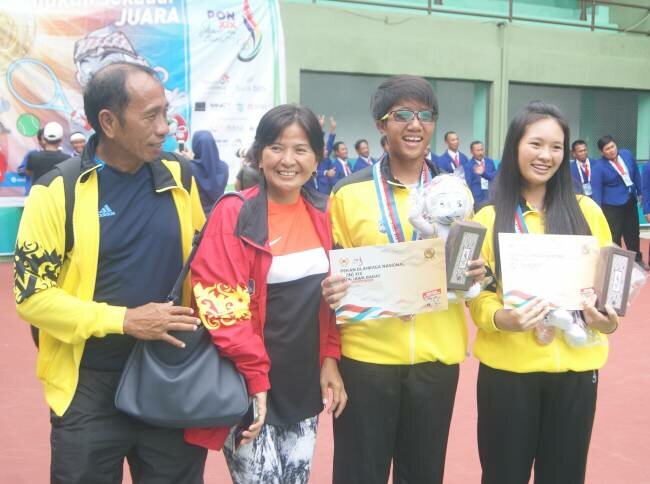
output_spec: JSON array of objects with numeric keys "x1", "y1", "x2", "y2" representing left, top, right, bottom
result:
[
  {"x1": 408, "y1": 174, "x2": 480, "y2": 302},
  {"x1": 534, "y1": 309, "x2": 589, "y2": 347}
]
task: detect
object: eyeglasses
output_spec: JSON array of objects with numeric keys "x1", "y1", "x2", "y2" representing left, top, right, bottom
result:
[{"x1": 380, "y1": 109, "x2": 435, "y2": 124}]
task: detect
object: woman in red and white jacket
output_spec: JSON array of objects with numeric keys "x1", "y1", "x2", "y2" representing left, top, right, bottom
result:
[{"x1": 185, "y1": 104, "x2": 346, "y2": 483}]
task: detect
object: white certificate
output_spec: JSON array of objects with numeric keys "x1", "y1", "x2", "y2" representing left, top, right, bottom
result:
[
  {"x1": 499, "y1": 233, "x2": 599, "y2": 310},
  {"x1": 329, "y1": 239, "x2": 448, "y2": 323}
]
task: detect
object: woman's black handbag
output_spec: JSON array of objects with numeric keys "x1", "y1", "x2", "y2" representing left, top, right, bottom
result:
[{"x1": 115, "y1": 194, "x2": 249, "y2": 428}]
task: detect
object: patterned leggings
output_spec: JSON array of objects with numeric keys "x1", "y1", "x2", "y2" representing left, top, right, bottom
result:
[{"x1": 223, "y1": 416, "x2": 318, "y2": 484}]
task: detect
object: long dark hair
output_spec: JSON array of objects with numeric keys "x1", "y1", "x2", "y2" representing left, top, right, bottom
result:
[{"x1": 491, "y1": 101, "x2": 591, "y2": 278}]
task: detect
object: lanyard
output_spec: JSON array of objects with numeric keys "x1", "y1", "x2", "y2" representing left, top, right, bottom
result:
[
  {"x1": 373, "y1": 158, "x2": 432, "y2": 243},
  {"x1": 514, "y1": 204, "x2": 529, "y2": 234},
  {"x1": 608, "y1": 156, "x2": 634, "y2": 190},
  {"x1": 609, "y1": 157, "x2": 627, "y2": 177},
  {"x1": 340, "y1": 159, "x2": 351, "y2": 176},
  {"x1": 576, "y1": 160, "x2": 590, "y2": 183}
]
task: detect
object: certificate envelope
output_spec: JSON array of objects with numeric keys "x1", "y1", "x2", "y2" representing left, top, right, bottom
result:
[
  {"x1": 499, "y1": 233, "x2": 599, "y2": 310},
  {"x1": 329, "y1": 239, "x2": 448, "y2": 323}
]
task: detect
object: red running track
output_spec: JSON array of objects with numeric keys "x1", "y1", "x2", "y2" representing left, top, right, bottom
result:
[{"x1": 1, "y1": 249, "x2": 649, "y2": 483}]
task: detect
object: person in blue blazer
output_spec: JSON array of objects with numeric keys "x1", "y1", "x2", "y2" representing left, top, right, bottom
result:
[
  {"x1": 591, "y1": 134, "x2": 645, "y2": 266},
  {"x1": 352, "y1": 139, "x2": 377, "y2": 173},
  {"x1": 463, "y1": 140, "x2": 497, "y2": 211},
  {"x1": 569, "y1": 139, "x2": 596, "y2": 197},
  {"x1": 312, "y1": 116, "x2": 337, "y2": 194},
  {"x1": 642, "y1": 163, "x2": 650, "y2": 262},
  {"x1": 329, "y1": 141, "x2": 353, "y2": 188},
  {"x1": 435, "y1": 131, "x2": 469, "y2": 176}
]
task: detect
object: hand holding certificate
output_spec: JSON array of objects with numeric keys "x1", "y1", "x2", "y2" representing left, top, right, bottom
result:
[
  {"x1": 329, "y1": 239, "x2": 448, "y2": 323},
  {"x1": 499, "y1": 233, "x2": 599, "y2": 310}
]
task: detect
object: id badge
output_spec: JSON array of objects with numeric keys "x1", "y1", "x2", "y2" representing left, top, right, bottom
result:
[
  {"x1": 480, "y1": 177, "x2": 489, "y2": 190},
  {"x1": 583, "y1": 182, "x2": 592, "y2": 196},
  {"x1": 622, "y1": 173, "x2": 634, "y2": 187}
]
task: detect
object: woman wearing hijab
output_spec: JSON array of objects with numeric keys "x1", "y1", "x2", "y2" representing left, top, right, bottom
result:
[{"x1": 190, "y1": 130, "x2": 230, "y2": 214}]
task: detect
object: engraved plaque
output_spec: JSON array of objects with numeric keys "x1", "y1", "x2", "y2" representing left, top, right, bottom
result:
[
  {"x1": 594, "y1": 245, "x2": 635, "y2": 316},
  {"x1": 446, "y1": 221, "x2": 486, "y2": 291}
]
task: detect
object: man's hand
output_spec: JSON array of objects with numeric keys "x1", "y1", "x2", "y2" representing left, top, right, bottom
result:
[
  {"x1": 320, "y1": 357, "x2": 347, "y2": 418},
  {"x1": 123, "y1": 301, "x2": 200, "y2": 348},
  {"x1": 329, "y1": 117, "x2": 337, "y2": 133},
  {"x1": 473, "y1": 164, "x2": 485, "y2": 175},
  {"x1": 494, "y1": 298, "x2": 550, "y2": 332},
  {"x1": 326, "y1": 168, "x2": 336, "y2": 177},
  {"x1": 318, "y1": 114, "x2": 325, "y2": 129},
  {"x1": 321, "y1": 274, "x2": 350, "y2": 309}
]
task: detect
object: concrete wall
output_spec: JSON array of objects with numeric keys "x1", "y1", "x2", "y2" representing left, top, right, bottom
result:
[{"x1": 280, "y1": 1, "x2": 650, "y2": 158}]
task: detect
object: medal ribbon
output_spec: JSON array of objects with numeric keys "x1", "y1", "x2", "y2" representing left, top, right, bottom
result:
[
  {"x1": 514, "y1": 204, "x2": 529, "y2": 234},
  {"x1": 373, "y1": 158, "x2": 432, "y2": 243}
]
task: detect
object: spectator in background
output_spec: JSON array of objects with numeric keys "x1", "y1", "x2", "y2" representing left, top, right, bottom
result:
[
  {"x1": 313, "y1": 116, "x2": 337, "y2": 194},
  {"x1": 17, "y1": 128, "x2": 47, "y2": 195},
  {"x1": 25, "y1": 122, "x2": 70, "y2": 183},
  {"x1": 235, "y1": 148, "x2": 261, "y2": 191},
  {"x1": 591, "y1": 135, "x2": 645, "y2": 267},
  {"x1": 641, "y1": 162, "x2": 650, "y2": 261},
  {"x1": 570, "y1": 139, "x2": 594, "y2": 197},
  {"x1": 464, "y1": 140, "x2": 496, "y2": 211},
  {"x1": 436, "y1": 131, "x2": 468, "y2": 176},
  {"x1": 352, "y1": 139, "x2": 376, "y2": 173},
  {"x1": 320, "y1": 115, "x2": 337, "y2": 159},
  {"x1": 190, "y1": 130, "x2": 230, "y2": 214},
  {"x1": 70, "y1": 131, "x2": 87, "y2": 156},
  {"x1": 329, "y1": 141, "x2": 352, "y2": 187}
]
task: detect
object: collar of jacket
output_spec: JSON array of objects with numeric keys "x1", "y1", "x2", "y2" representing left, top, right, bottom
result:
[
  {"x1": 235, "y1": 179, "x2": 329, "y2": 248},
  {"x1": 380, "y1": 153, "x2": 440, "y2": 188},
  {"x1": 79, "y1": 134, "x2": 183, "y2": 191},
  {"x1": 518, "y1": 196, "x2": 539, "y2": 214}
]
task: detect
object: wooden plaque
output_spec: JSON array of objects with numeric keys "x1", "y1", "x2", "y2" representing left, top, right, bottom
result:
[
  {"x1": 445, "y1": 220, "x2": 487, "y2": 291},
  {"x1": 593, "y1": 245, "x2": 635, "y2": 316}
]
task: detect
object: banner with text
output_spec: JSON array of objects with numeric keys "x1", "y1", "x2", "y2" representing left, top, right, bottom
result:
[{"x1": 0, "y1": 0, "x2": 285, "y2": 195}]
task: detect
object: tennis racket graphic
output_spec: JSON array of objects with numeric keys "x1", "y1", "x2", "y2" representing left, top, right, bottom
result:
[{"x1": 6, "y1": 58, "x2": 90, "y2": 130}]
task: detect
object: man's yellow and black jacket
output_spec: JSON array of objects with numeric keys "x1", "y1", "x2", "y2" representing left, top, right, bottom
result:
[{"x1": 13, "y1": 135, "x2": 205, "y2": 416}]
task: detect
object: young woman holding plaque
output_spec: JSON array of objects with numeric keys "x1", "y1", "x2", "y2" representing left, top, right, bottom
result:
[
  {"x1": 468, "y1": 101, "x2": 619, "y2": 484},
  {"x1": 322, "y1": 75, "x2": 486, "y2": 484},
  {"x1": 184, "y1": 104, "x2": 346, "y2": 484}
]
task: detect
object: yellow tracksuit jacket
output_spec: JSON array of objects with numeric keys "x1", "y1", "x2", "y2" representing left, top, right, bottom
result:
[
  {"x1": 13, "y1": 150, "x2": 205, "y2": 416},
  {"x1": 330, "y1": 161, "x2": 469, "y2": 365},
  {"x1": 468, "y1": 196, "x2": 612, "y2": 373}
]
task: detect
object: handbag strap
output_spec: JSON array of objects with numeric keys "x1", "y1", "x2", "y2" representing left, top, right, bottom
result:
[{"x1": 167, "y1": 191, "x2": 245, "y2": 305}]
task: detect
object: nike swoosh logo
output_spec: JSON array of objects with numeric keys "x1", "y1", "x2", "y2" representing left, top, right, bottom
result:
[{"x1": 269, "y1": 236, "x2": 282, "y2": 246}]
